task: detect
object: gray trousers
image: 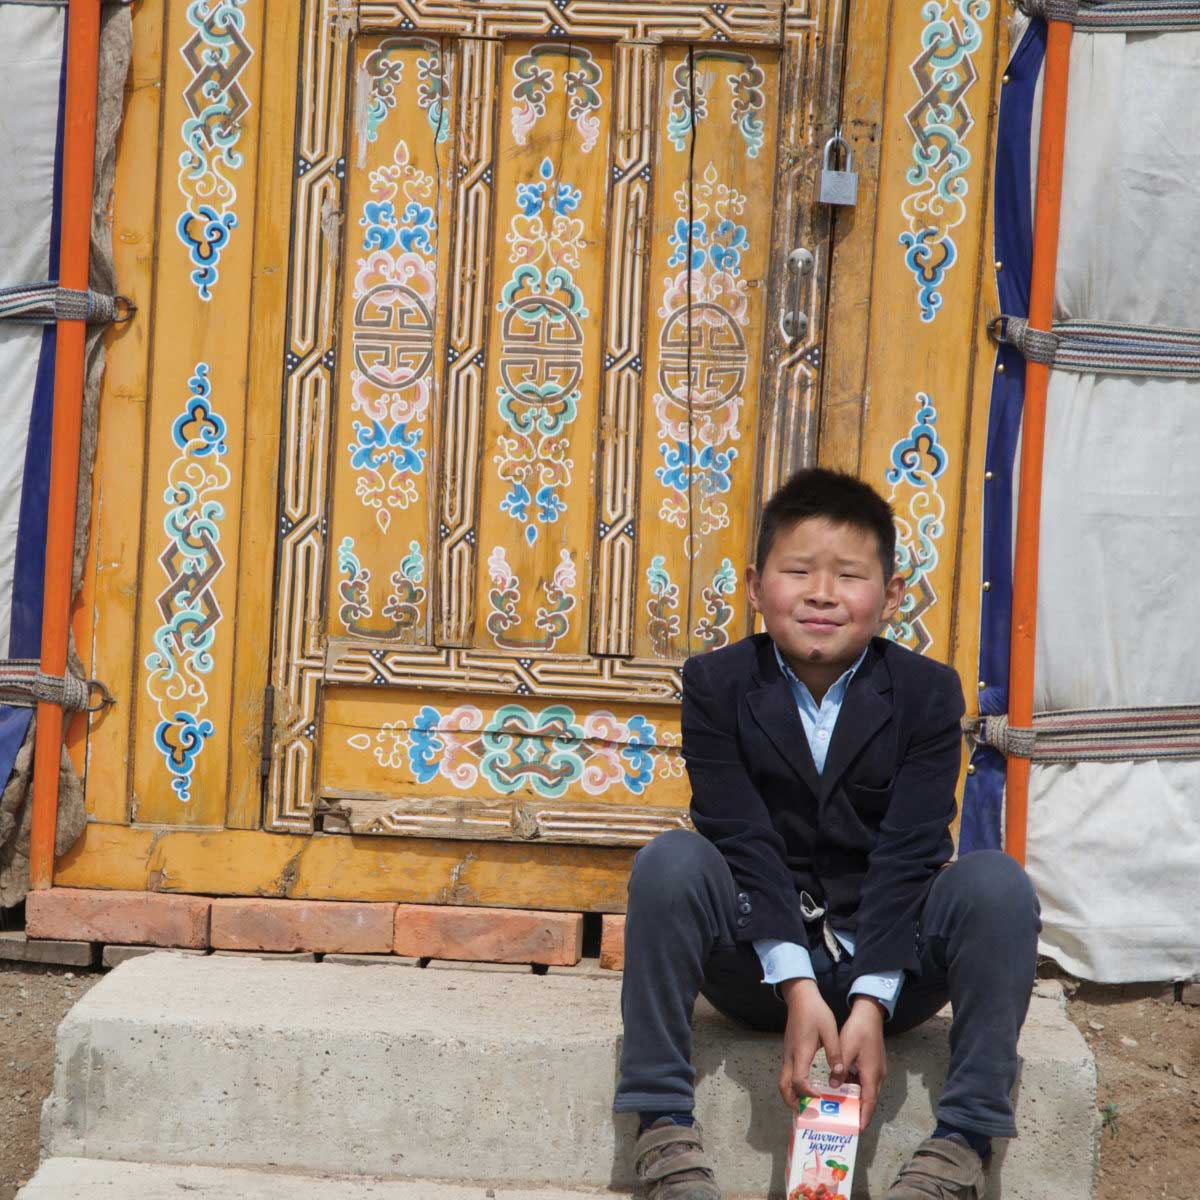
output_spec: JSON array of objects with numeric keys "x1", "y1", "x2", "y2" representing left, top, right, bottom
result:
[{"x1": 614, "y1": 830, "x2": 1041, "y2": 1138}]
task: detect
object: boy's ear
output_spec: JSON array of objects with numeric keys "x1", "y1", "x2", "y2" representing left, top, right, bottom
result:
[
  {"x1": 880, "y1": 570, "x2": 906, "y2": 623},
  {"x1": 744, "y1": 563, "x2": 762, "y2": 613}
]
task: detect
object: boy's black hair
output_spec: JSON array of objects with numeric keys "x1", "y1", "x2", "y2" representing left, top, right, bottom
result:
[{"x1": 755, "y1": 467, "x2": 896, "y2": 580}]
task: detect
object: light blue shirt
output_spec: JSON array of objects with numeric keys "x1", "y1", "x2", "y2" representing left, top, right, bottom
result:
[{"x1": 753, "y1": 643, "x2": 905, "y2": 1019}]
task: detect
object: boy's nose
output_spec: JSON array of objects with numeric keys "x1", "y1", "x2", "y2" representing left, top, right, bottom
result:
[{"x1": 805, "y1": 576, "x2": 836, "y2": 603}]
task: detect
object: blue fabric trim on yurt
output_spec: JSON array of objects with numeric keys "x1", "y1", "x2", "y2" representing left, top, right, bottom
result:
[
  {"x1": 960, "y1": 19, "x2": 1046, "y2": 854},
  {"x1": 0, "y1": 25, "x2": 67, "y2": 794}
]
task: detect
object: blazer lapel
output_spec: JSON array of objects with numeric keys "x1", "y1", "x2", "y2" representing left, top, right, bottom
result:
[
  {"x1": 819, "y1": 642, "x2": 893, "y2": 800},
  {"x1": 746, "y1": 640, "x2": 822, "y2": 798}
]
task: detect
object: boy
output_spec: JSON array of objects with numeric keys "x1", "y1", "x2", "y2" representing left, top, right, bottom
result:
[{"x1": 615, "y1": 468, "x2": 1041, "y2": 1200}]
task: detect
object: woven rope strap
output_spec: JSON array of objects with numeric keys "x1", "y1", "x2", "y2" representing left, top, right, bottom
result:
[
  {"x1": 0, "y1": 660, "x2": 113, "y2": 712},
  {"x1": 994, "y1": 315, "x2": 1200, "y2": 379},
  {"x1": 1018, "y1": 0, "x2": 1200, "y2": 28},
  {"x1": 0, "y1": 282, "x2": 126, "y2": 325},
  {"x1": 964, "y1": 706, "x2": 1200, "y2": 763}
]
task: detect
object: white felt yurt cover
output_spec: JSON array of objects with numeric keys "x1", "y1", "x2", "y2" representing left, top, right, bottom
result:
[{"x1": 1025, "y1": 27, "x2": 1200, "y2": 980}]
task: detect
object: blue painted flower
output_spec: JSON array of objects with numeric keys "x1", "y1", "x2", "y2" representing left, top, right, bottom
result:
[
  {"x1": 387, "y1": 422, "x2": 426, "y2": 474},
  {"x1": 534, "y1": 484, "x2": 567, "y2": 525},
  {"x1": 655, "y1": 441, "x2": 738, "y2": 496},
  {"x1": 668, "y1": 218, "x2": 707, "y2": 270},
  {"x1": 398, "y1": 201, "x2": 435, "y2": 253},
  {"x1": 177, "y1": 205, "x2": 237, "y2": 301},
  {"x1": 361, "y1": 200, "x2": 397, "y2": 251},
  {"x1": 709, "y1": 220, "x2": 749, "y2": 273},
  {"x1": 552, "y1": 180, "x2": 583, "y2": 216},
  {"x1": 620, "y1": 714, "x2": 658, "y2": 795},
  {"x1": 501, "y1": 482, "x2": 531, "y2": 524},
  {"x1": 408, "y1": 705, "x2": 444, "y2": 784},
  {"x1": 516, "y1": 179, "x2": 546, "y2": 216}
]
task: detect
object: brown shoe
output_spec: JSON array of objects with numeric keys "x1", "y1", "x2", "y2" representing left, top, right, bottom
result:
[
  {"x1": 881, "y1": 1136, "x2": 985, "y2": 1200},
  {"x1": 634, "y1": 1119, "x2": 723, "y2": 1200}
]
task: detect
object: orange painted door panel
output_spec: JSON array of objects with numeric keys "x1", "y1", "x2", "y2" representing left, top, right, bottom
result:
[{"x1": 266, "y1": 1, "x2": 838, "y2": 849}]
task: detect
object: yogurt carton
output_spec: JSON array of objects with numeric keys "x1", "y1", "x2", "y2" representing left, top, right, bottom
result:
[{"x1": 786, "y1": 1082, "x2": 861, "y2": 1200}]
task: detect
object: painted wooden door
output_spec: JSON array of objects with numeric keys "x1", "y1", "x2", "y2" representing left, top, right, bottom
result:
[{"x1": 265, "y1": 0, "x2": 841, "y2": 849}]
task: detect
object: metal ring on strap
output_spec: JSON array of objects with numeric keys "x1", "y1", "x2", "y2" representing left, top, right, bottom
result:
[
  {"x1": 0, "y1": 661, "x2": 115, "y2": 713},
  {"x1": 962, "y1": 714, "x2": 1037, "y2": 759},
  {"x1": 0, "y1": 282, "x2": 135, "y2": 326},
  {"x1": 991, "y1": 315, "x2": 1061, "y2": 365}
]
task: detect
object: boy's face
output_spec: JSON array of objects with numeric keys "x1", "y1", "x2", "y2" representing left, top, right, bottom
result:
[{"x1": 745, "y1": 517, "x2": 905, "y2": 677}]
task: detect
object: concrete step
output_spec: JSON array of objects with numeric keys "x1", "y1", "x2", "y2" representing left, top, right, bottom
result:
[
  {"x1": 40, "y1": 955, "x2": 1097, "y2": 1200},
  {"x1": 16, "y1": 1159, "x2": 623, "y2": 1199}
]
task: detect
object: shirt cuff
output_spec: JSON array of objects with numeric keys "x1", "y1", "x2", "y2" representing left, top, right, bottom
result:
[
  {"x1": 848, "y1": 971, "x2": 904, "y2": 1019},
  {"x1": 753, "y1": 939, "x2": 815, "y2": 986}
]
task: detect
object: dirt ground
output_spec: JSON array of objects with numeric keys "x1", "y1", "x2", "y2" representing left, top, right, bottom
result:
[
  {"x1": 1065, "y1": 983, "x2": 1200, "y2": 1200},
  {"x1": 0, "y1": 960, "x2": 102, "y2": 1200},
  {"x1": 0, "y1": 958, "x2": 1197, "y2": 1199}
]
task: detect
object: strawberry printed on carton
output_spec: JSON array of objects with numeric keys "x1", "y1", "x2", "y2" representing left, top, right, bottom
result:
[{"x1": 786, "y1": 1084, "x2": 860, "y2": 1200}]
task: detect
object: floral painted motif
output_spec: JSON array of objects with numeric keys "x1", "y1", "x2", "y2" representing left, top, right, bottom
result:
[
  {"x1": 346, "y1": 704, "x2": 678, "y2": 798},
  {"x1": 694, "y1": 558, "x2": 737, "y2": 649},
  {"x1": 349, "y1": 140, "x2": 437, "y2": 534},
  {"x1": 486, "y1": 545, "x2": 577, "y2": 651},
  {"x1": 176, "y1": 0, "x2": 254, "y2": 300},
  {"x1": 884, "y1": 393, "x2": 948, "y2": 654},
  {"x1": 653, "y1": 163, "x2": 750, "y2": 551},
  {"x1": 337, "y1": 537, "x2": 373, "y2": 628},
  {"x1": 336, "y1": 536, "x2": 426, "y2": 638},
  {"x1": 645, "y1": 554, "x2": 737, "y2": 655},
  {"x1": 383, "y1": 540, "x2": 426, "y2": 633},
  {"x1": 645, "y1": 555, "x2": 681, "y2": 657},
  {"x1": 899, "y1": 0, "x2": 990, "y2": 321},
  {"x1": 667, "y1": 52, "x2": 766, "y2": 157},
  {"x1": 362, "y1": 38, "x2": 451, "y2": 144},
  {"x1": 493, "y1": 157, "x2": 588, "y2": 551},
  {"x1": 144, "y1": 364, "x2": 231, "y2": 801},
  {"x1": 347, "y1": 721, "x2": 409, "y2": 770},
  {"x1": 511, "y1": 44, "x2": 603, "y2": 152}
]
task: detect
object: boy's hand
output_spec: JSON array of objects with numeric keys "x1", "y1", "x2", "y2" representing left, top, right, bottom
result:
[
  {"x1": 839, "y1": 997, "x2": 888, "y2": 1131},
  {"x1": 777, "y1": 978, "x2": 844, "y2": 1108}
]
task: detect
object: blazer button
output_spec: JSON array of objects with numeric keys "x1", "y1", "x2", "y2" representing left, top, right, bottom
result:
[
  {"x1": 736, "y1": 915, "x2": 750, "y2": 928},
  {"x1": 738, "y1": 900, "x2": 752, "y2": 915}
]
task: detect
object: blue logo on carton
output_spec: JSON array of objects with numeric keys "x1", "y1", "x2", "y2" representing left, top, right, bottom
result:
[{"x1": 820, "y1": 1100, "x2": 841, "y2": 1115}]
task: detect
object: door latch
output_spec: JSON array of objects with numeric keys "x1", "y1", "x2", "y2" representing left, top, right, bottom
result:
[{"x1": 780, "y1": 247, "x2": 814, "y2": 342}]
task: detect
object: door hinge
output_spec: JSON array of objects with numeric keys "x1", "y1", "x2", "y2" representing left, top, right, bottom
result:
[{"x1": 260, "y1": 685, "x2": 275, "y2": 779}]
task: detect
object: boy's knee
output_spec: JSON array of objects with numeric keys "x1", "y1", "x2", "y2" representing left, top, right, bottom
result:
[
  {"x1": 629, "y1": 829, "x2": 720, "y2": 904},
  {"x1": 954, "y1": 849, "x2": 1040, "y2": 923}
]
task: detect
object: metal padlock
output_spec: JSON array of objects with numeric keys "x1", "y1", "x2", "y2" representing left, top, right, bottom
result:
[{"x1": 819, "y1": 134, "x2": 858, "y2": 207}]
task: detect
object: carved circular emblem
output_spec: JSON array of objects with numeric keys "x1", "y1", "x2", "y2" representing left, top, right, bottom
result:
[
  {"x1": 352, "y1": 283, "x2": 435, "y2": 390},
  {"x1": 499, "y1": 294, "x2": 585, "y2": 404},
  {"x1": 658, "y1": 301, "x2": 747, "y2": 409}
]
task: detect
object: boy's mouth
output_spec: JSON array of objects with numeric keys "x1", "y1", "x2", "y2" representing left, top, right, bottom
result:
[{"x1": 799, "y1": 618, "x2": 842, "y2": 632}]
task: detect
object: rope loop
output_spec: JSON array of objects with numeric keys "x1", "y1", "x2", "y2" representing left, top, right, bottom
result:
[
  {"x1": 992, "y1": 314, "x2": 1061, "y2": 364},
  {"x1": 962, "y1": 714, "x2": 1036, "y2": 758}
]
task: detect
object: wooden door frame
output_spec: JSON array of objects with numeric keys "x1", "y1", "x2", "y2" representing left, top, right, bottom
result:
[{"x1": 264, "y1": 0, "x2": 847, "y2": 834}]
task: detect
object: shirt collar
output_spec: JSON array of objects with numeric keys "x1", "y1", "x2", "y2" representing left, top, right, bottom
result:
[{"x1": 773, "y1": 640, "x2": 870, "y2": 707}]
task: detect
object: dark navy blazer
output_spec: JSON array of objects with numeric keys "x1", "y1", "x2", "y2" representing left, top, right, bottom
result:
[{"x1": 682, "y1": 632, "x2": 966, "y2": 983}]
